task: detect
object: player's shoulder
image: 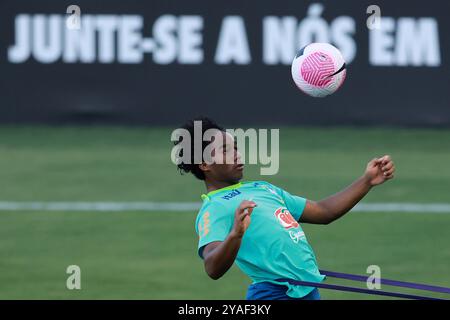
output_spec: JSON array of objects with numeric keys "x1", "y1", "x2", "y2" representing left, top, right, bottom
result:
[
  {"x1": 245, "y1": 180, "x2": 275, "y2": 188},
  {"x1": 196, "y1": 197, "x2": 232, "y2": 221},
  {"x1": 246, "y1": 180, "x2": 281, "y2": 191}
]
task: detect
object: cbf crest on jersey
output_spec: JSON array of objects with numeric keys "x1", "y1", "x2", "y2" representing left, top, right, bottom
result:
[{"x1": 274, "y1": 207, "x2": 299, "y2": 229}]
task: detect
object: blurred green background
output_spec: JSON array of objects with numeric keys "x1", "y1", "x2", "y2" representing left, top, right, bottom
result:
[{"x1": 0, "y1": 126, "x2": 449, "y2": 299}]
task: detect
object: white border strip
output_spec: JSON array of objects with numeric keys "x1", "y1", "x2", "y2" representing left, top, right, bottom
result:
[
  {"x1": 0, "y1": 202, "x2": 449, "y2": 213},
  {"x1": 0, "y1": 202, "x2": 200, "y2": 211}
]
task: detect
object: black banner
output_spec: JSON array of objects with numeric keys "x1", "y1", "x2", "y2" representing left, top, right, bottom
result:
[
  {"x1": 0, "y1": 0, "x2": 448, "y2": 126},
  {"x1": 0, "y1": 300, "x2": 446, "y2": 318}
]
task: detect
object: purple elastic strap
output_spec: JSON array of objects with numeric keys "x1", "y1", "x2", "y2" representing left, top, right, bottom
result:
[
  {"x1": 320, "y1": 269, "x2": 450, "y2": 295},
  {"x1": 275, "y1": 278, "x2": 442, "y2": 300}
]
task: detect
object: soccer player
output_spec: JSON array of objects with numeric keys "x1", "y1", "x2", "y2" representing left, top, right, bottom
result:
[{"x1": 175, "y1": 117, "x2": 395, "y2": 300}]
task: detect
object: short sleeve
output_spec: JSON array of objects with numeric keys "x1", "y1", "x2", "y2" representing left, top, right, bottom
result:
[
  {"x1": 195, "y1": 201, "x2": 233, "y2": 259},
  {"x1": 271, "y1": 184, "x2": 307, "y2": 221}
]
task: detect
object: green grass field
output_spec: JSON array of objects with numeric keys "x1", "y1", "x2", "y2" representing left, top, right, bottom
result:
[{"x1": 0, "y1": 126, "x2": 449, "y2": 300}]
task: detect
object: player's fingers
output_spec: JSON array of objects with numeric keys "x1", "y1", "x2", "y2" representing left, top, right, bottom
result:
[
  {"x1": 238, "y1": 201, "x2": 257, "y2": 215},
  {"x1": 240, "y1": 211, "x2": 252, "y2": 221},
  {"x1": 382, "y1": 162, "x2": 394, "y2": 172},
  {"x1": 384, "y1": 173, "x2": 394, "y2": 180},
  {"x1": 380, "y1": 155, "x2": 392, "y2": 165},
  {"x1": 383, "y1": 168, "x2": 395, "y2": 176},
  {"x1": 238, "y1": 200, "x2": 256, "y2": 209},
  {"x1": 242, "y1": 207, "x2": 255, "y2": 217},
  {"x1": 368, "y1": 158, "x2": 381, "y2": 167},
  {"x1": 240, "y1": 207, "x2": 256, "y2": 221}
]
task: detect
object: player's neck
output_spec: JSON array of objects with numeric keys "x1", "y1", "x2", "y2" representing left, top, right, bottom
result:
[{"x1": 205, "y1": 179, "x2": 239, "y2": 194}]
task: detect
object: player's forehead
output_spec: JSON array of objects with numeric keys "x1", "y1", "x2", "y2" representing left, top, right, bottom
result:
[
  {"x1": 214, "y1": 130, "x2": 234, "y2": 143},
  {"x1": 211, "y1": 130, "x2": 235, "y2": 145}
]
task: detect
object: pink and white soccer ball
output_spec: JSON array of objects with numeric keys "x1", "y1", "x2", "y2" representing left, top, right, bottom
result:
[{"x1": 291, "y1": 43, "x2": 346, "y2": 98}]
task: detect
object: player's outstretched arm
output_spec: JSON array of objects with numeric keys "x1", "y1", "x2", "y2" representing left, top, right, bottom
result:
[
  {"x1": 202, "y1": 200, "x2": 257, "y2": 280},
  {"x1": 300, "y1": 155, "x2": 395, "y2": 225}
]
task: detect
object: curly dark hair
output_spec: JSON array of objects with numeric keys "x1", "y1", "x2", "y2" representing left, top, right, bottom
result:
[{"x1": 174, "y1": 116, "x2": 224, "y2": 180}]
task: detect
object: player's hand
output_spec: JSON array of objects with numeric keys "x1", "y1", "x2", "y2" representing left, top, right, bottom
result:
[
  {"x1": 364, "y1": 155, "x2": 395, "y2": 186},
  {"x1": 231, "y1": 200, "x2": 257, "y2": 238}
]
